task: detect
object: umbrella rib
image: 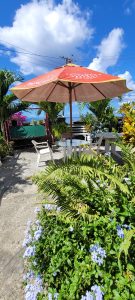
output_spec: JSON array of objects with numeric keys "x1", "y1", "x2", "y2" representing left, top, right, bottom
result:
[
  {"x1": 20, "y1": 89, "x2": 33, "y2": 100},
  {"x1": 91, "y1": 83, "x2": 106, "y2": 98},
  {"x1": 58, "y1": 81, "x2": 80, "y2": 89},
  {"x1": 45, "y1": 82, "x2": 58, "y2": 101},
  {"x1": 57, "y1": 81, "x2": 69, "y2": 88},
  {"x1": 73, "y1": 83, "x2": 82, "y2": 88}
]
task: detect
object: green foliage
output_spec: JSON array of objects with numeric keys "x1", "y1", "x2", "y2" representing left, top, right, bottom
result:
[
  {"x1": 0, "y1": 134, "x2": 12, "y2": 158},
  {"x1": 37, "y1": 102, "x2": 65, "y2": 123},
  {"x1": 80, "y1": 113, "x2": 96, "y2": 132},
  {"x1": 0, "y1": 69, "x2": 28, "y2": 134},
  {"x1": 119, "y1": 102, "x2": 135, "y2": 145},
  {"x1": 37, "y1": 102, "x2": 66, "y2": 139},
  {"x1": 80, "y1": 100, "x2": 118, "y2": 132},
  {"x1": 52, "y1": 122, "x2": 69, "y2": 140},
  {"x1": 24, "y1": 144, "x2": 135, "y2": 299}
]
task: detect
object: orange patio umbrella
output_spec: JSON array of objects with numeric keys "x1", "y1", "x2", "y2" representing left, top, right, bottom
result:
[{"x1": 11, "y1": 63, "x2": 130, "y2": 138}]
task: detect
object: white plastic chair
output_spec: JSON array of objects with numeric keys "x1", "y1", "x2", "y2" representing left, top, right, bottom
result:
[{"x1": 32, "y1": 140, "x2": 53, "y2": 166}]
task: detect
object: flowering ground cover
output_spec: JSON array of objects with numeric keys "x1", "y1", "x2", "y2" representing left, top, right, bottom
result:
[{"x1": 23, "y1": 143, "x2": 135, "y2": 300}]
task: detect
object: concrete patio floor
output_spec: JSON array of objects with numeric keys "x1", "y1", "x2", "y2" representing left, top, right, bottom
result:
[{"x1": 0, "y1": 148, "x2": 63, "y2": 300}]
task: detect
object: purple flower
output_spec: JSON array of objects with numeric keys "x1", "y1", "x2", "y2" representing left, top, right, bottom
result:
[
  {"x1": 117, "y1": 224, "x2": 131, "y2": 239},
  {"x1": 90, "y1": 244, "x2": 106, "y2": 266},
  {"x1": 23, "y1": 271, "x2": 34, "y2": 281},
  {"x1": 43, "y1": 204, "x2": 61, "y2": 212},
  {"x1": 35, "y1": 275, "x2": 43, "y2": 286},
  {"x1": 25, "y1": 284, "x2": 42, "y2": 300},
  {"x1": 90, "y1": 244, "x2": 99, "y2": 252},
  {"x1": 48, "y1": 293, "x2": 53, "y2": 300},
  {"x1": 25, "y1": 283, "x2": 43, "y2": 300},
  {"x1": 80, "y1": 290, "x2": 94, "y2": 300},
  {"x1": 91, "y1": 285, "x2": 104, "y2": 300},
  {"x1": 22, "y1": 233, "x2": 32, "y2": 247},
  {"x1": 44, "y1": 204, "x2": 57, "y2": 211},
  {"x1": 54, "y1": 293, "x2": 59, "y2": 300},
  {"x1": 81, "y1": 285, "x2": 104, "y2": 300},
  {"x1": 34, "y1": 226, "x2": 42, "y2": 241},
  {"x1": 116, "y1": 225, "x2": 124, "y2": 239},
  {"x1": 34, "y1": 207, "x2": 40, "y2": 213},
  {"x1": 86, "y1": 291, "x2": 94, "y2": 300},
  {"x1": 23, "y1": 220, "x2": 33, "y2": 247},
  {"x1": 24, "y1": 274, "x2": 43, "y2": 300},
  {"x1": 23, "y1": 245, "x2": 36, "y2": 258},
  {"x1": 48, "y1": 292, "x2": 59, "y2": 300}
]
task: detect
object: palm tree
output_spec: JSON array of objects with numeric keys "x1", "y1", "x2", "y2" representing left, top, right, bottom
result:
[
  {"x1": 37, "y1": 102, "x2": 66, "y2": 140},
  {"x1": 88, "y1": 99, "x2": 118, "y2": 130},
  {"x1": 0, "y1": 69, "x2": 29, "y2": 135},
  {"x1": 37, "y1": 102, "x2": 65, "y2": 123},
  {"x1": 81, "y1": 99, "x2": 118, "y2": 131}
]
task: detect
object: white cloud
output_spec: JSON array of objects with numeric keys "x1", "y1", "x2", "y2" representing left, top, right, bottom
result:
[
  {"x1": 118, "y1": 71, "x2": 135, "y2": 104},
  {"x1": 119, "y1": 71, "x2": 135, "y2": 90},
  {"x1": 88, "y1": 28, "x2": 125, "y2": 72},
  {"x1": 0, "y1": 0, "x2": 93, "y2": 75}
]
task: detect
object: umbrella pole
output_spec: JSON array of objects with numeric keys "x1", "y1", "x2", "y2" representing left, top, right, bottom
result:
[{"x1": 69, "y1": 84, "x2": 72, "y2": 143}]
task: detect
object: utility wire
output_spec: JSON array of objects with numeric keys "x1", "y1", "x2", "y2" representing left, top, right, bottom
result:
[
  {"x1": 1, "y1": 46, "x2": 134, "y2": 66},
  {"x1": 0, "y1": 39, "x2": 62, "y2": 60},
  {"x1": 0, "y1": 39, "x2": 135, "y2": 62},
  {"x1": 0, "y1": 48, "x2": 65, "y2": 68},
  {"x1": 0, "y1": 47, "x2": 64, "y2": 63}
]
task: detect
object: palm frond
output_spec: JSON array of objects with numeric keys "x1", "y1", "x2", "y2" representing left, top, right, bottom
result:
[{"x1": 33, "y1": 147, "x2": 133, "y2": 219}]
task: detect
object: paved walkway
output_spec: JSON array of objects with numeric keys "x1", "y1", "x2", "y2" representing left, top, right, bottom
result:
[{"x1": 0, "y1": 148, "x2": 63, "y2": 300}]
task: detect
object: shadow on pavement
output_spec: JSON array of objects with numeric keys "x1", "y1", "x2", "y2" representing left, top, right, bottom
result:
[{"x1": 0, "y1": 150, "x2": 34, "y2": 205}]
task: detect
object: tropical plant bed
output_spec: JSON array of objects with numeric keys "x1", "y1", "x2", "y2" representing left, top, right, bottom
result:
[{"x1": 23, "y1": 144, "x2": 135, "y2": 300}]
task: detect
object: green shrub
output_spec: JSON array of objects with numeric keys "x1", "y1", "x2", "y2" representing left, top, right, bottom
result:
[
  {"x1": 23, "y1": 144, "x2": 135, "y2": 299},
  {"x1": 52, "y1": 122, "x2": 69, "y2": 140},
  {"x1": 120, "y1": 102, "x2": 135, "y2": 145},
  {"x1": 0, "y1": 135, "x2": 10, "y2": 158}
]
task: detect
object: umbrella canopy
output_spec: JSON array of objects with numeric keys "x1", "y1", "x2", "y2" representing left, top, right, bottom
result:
[{"x1": 11, "y1": 63, "x2": 130, "y2": 137}]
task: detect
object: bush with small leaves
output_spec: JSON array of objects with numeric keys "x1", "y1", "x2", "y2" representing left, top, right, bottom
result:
[{"x1": 23, "y1": 143, "x2": 135, "y2": 299}]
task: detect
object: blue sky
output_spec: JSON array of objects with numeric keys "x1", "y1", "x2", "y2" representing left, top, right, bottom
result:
[{"x1": 0, "y1": 0, "x2": 135, "y2": 121}]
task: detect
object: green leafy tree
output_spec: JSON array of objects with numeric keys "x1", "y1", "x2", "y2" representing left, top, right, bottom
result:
[
  {"x1": 37, "y1": 102, "x2": 65, "y2": 124},
  {"x1": 0, "y1": 69, "x2": 28, "y2": 134},
  {"x1": 80, "y1": 113, "x2": 96, "y2": 132},
  {"x1": 38, "y1": 102, "x2": 67, "y2": 139}
]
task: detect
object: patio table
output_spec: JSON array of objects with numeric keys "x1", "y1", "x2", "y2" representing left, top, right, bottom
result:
[
  {"x1": 96, "y1": 132, "x2": 122, "y2": 155},
  {"x1": 56, "y1": 139, "x2": 89, "y2": 147},
  {"x1": 56, "y1": 139, "x2": 90, "y2": 161}
]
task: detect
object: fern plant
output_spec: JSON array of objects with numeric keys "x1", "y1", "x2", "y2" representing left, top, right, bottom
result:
[{"x1": 33, "y1": 145, "x2": 134, "y2": 219}]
